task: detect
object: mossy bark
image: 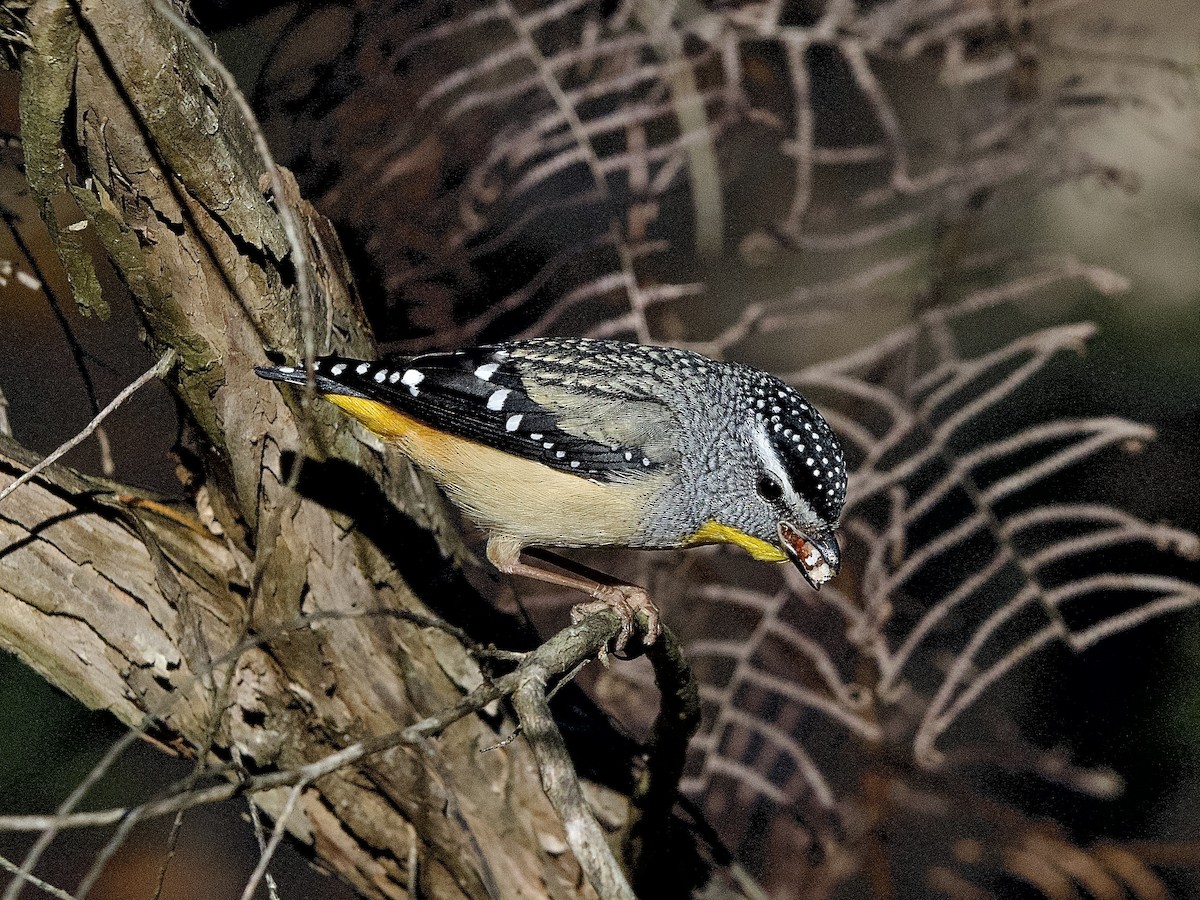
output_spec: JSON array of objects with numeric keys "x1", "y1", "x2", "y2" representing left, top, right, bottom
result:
[{"x1": 1, "y1": 1, "x2": 635, "y2": 896}]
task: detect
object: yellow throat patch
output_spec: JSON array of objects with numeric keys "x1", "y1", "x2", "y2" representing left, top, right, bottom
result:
[{"x1": 684, "y1": 520, "x2": 787, "y2": 563}]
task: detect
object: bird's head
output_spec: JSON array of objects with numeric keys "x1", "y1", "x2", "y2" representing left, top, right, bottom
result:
[{"x1": 708, "y1": 371, "x2": 847, "y2": 590}]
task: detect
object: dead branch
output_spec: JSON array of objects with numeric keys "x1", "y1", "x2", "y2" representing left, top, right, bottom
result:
[
  {"x1": 0, "y1": 349, "x2": 175, "y2": 507},
  {"x1": 0, "y1": 0, "x2": 704, "y2": 896}
]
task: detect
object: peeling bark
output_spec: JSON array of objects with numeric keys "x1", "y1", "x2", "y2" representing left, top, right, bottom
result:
[{"x1": 1, "y1": 0, "x2": 638, "y2": 896}]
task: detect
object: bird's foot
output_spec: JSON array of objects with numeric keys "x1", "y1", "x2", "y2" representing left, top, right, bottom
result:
[{"x1": 571, "y1": 584, "x2": 661, "y2": 653}]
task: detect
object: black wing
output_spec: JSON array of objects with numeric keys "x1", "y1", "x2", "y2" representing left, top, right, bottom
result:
[{"x1": 256, "y1": 343, "x2": 678, "y2": 482}]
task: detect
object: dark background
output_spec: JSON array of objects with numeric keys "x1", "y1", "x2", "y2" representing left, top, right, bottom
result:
[{"x1": 1, "y1": 0, "x2": 1198, "y2": 896}]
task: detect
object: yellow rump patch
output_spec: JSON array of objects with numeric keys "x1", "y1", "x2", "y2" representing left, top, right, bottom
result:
[
  {"x1": 324, "y1": 395, "x2": 427, "y2": 441},
  {"x1": 684, "y1": 520, "x2": 787, "y2": 563}
]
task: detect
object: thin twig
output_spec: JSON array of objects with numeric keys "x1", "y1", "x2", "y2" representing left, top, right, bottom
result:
[
  {"x1": 633, "y1": 0, "x2": 725, "y2": 257},
  {"x1": 0, "y1": 349, "x2": 175, "y2": 508},
  {"x1": 74, "y1": 631, "x2": 240, "y2": 900},
  {"x1": 150, "y1": 810, "x2": 186, "y2": 900},
  {"x1": 497, "y1": 0, "x2": 607, "y2": 192},
  {"x1": 73, "y1": 804, "x2": 144, "y2": 899},
  {"x1": 0, "y1": 853, "x2": 76, "y2": 900},
  {"x1": 0, "y1": 598, "x2": 492, "y2": 900},
  {"x1": 242, "y1": 757, "x2": 282, "y2": 900},
  {"x1": 628, "y1": 623, "x2": 701, "y2": 885},
  {"x1": 0, "y1": 609, "x2": 625, "y2": 835},
  {"x1": 512, "y1": 676, "x2": 637, "y2": 900},
  {"x1": 1, "y1": 211, "x2": 113, "y2": 474},
  {"x1": 1, "y1": 691, "x2": 160, "y2": 900},
  {"x1": 239, "y1": 781, "x2": 303, "y2": 900}
]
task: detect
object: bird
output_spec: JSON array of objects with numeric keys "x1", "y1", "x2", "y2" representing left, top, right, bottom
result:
[{"x1": 256, "y1": 338, "x2": 847, "y2": 647}]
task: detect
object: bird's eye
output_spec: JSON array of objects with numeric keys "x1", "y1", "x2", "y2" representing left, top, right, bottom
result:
[{"x1": 756, "y1": 474, "x2": 784, "y2": 502}]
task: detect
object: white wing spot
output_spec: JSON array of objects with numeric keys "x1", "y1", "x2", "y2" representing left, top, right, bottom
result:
[
  {"x1": 530, "y1": 433, "x2": 543, "y2": 440},
  {"x1": 330, "y1": 363, "x2": 347, "y2": 376},
  {"x1": 356, "y1": 363, "x2": 370, "y2": 375},
  {"x1": 487, "y1": 388, "x2": 510, "y2": 411},
  {"x1": 401, "y1": 369, "x2": 423, "y2": 386},
  {"x1": 374, "y1": 370, "x2": 388, "y2": 382},
  {"x1": 505, "y1": 414, "x2": 523, "y2": 432},
  {"x1": 642, "y1": 457, "x2": 651, "y2": 466},
  {"x1": 556, "y1": 450, "x2": 566, "y2": 459},
  {"x1": 389, "y1": 372, "x2": 402, "y2": 383},
  {"x1": 277, "y1": 366, "x2": 295, "y2": 374},
  {"x1": 474, "y1": 362, "x2": 499, "y2": 381},
  {"x1": 570, "y1": 461, "x2": 580, "y2": 468},
  {"x1": 544, "y1": 442, "x2": 554, "y2": 449},
  {"x1": 624, "y1": 451, "x2": 633, "y2": 461}
]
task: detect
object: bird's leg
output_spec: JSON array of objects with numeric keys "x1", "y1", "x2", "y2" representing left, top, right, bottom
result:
[{"x1": 486, "y1": 536, "x2": 661, "y2": 650}]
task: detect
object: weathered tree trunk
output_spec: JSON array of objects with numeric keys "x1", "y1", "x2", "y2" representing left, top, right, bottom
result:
[{"x1": 0, "y1": 0, "x2": 635, "y2": 896}]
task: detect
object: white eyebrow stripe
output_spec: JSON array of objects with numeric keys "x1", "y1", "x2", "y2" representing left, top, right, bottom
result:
[{"x1": 751, "y1": 426, "x2": 810, "y2": 519}]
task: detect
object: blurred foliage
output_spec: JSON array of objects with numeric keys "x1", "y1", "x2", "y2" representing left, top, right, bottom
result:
[{"x1": 0, "y1": 654, "x2": 116, "y2": 813}]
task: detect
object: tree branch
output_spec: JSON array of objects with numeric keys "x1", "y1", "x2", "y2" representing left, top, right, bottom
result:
[{"x1": 0, "y1": 0, "x2": 681, "y2": 896}]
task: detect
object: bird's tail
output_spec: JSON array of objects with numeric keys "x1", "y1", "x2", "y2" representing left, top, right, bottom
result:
[
  {"x1": 256, "y1": 357, "x2": 429, "y2": 441},
  {"x1": 254, "y1": 359, "x2": 372, "y2": 400}
]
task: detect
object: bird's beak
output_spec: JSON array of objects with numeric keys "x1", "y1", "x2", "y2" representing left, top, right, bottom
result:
[{"x1": 778, "y1": 522, "x2": 841, "y2": 590}]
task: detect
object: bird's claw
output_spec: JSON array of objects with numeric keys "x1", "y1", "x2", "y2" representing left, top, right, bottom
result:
[{"x1": 571, "y1": 584, "x2": 661, "y2": 654}]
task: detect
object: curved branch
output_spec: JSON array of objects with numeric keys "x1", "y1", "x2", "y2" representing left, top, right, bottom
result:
[{"x1": 1, "y1": 0, "x2": 667, "y2": 896}]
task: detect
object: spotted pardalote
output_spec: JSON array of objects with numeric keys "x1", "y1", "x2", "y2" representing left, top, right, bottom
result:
[{"x1": 256, "y1": 338, "x2": 847, "y2": 644}]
